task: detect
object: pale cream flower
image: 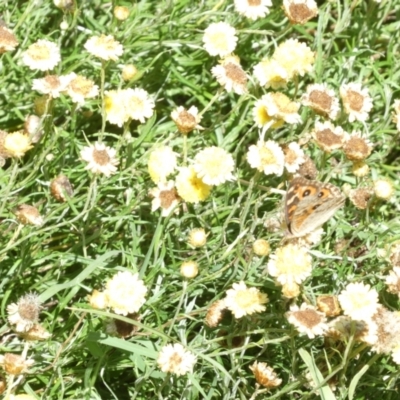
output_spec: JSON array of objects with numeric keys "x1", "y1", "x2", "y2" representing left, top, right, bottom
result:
[
  {"x1": 65, "y1": 73, "x2": 99, "y2": 104},
  {"x1": 224, "y1": 281, "x2": 268, "y2": 318},
  {"x1": 171, "y1": 106, "x2": 202, "y2": 134},
  {"x1": 267, "y1": 244, "x2": 312, "y2": 285},
  {"x1": 343, "y1": 131, "x2": 373, "y2": 161},
  {"x1": 211, "y1": 56, "x2": 248, "y2": 95},
  {"x1": 385, "y1": 267, "x2": 400, "y2": 296},
  {"x1": 7, "y1": 293, "x2": 42, "y2": 332},
  {"x1": 253, "y1": 93, "x2": 302, "y2": 128},
  {"x1": 188, "y1": 228, "x2": 207, "y2": 248},
  {"x1": 105, "y1": 271, "x2": 148, "y2": 316},
  {"x1": 157, "y1": 343, "x2": 196, "y2": 376},
  {"x1": 113, "y1": 5, "x2": 130, "y2": 20},
  {"x1": 373, "y1": 178, "x2": 394, "y2": 200},
  {"x1": 316, "y1": 295, "x2": 341, "y2": 317},
  {"x1": 247, "y1": 140, "x2": 285, "y2": 176},
  {"x1": 312, "y1": 121, "x2": 346, "y2": 152},
  {"x1": 283, "y1": 142, "x2": 305, "y2": 173},
  {"x1": 286, "y1": 303, "x2": 328, "y2": 338},
  {"x1": 272, "y1": 39, "x2": 314, "y2": 78},
  {"x1": 253, "y1": 58, "x2": 290, "y2": 89},
  {"x1": 283, "y1": 0, "x2": 318, "y2": 24},
  {"x1": 234, "y1": 0, "x2": 272, "y2": 19},
  {"x1": 180, "y1": 260, "x2": 199, "y2": 279},
  {"x1": 392, "y1": 344, "x2": 400, "y2": 364},
  {"x1": 340, "y1": 82, "x2": 373, "y2": 122},
  {"x1": 122, "y1": 64, "x2": 139, "y2": 81},
  {"x1": 22, "y1": 39, "x2": 60, "y2": 71},
  {"x1": 392, "y1": 99, "x2": 400, "y2": 131},
  {"x1": 32, "y1": 74, "x2": 73, "y2": 98},
  {"x1": 124, "y1": 88, "x2": 155, "y2": 123},
  {"x1": 352, "y1": 161, "x2": 370, "y2": 178},
  {"x1": 149, "y1": 180, "x2": 180, "y2": 216},
  {"x1": 281, "y1": 281, "x2": 301, "y2": 299},
  {"x1": 0, "y1": 26, "x2": 18, "y2": 53},
  {"x1": 4, "y1": 131, "x2": 33, "y2": 158},
  {"x1": 104, "y1": 89, "x2": 130, "y2": 127},
  {"x1": 175, "y1": 166, "x2": 212, "y2": 203},
  {"x1": 20, "y1": 324, "x2": 51, "y2": 341},
  {"x1": 202, "y1": 22, "x2": 238, "y2": 57},
  {"x1": 301, "y1": 83, "x2": 340, "y2": 120},
  {"x1": 193, "y1": 146, "x2": 235, "y2": 186},
  {"x1": 84, "y1": 34, "x2": 123, "y2": 61},
  {"x1": 80, "y1": 142, "x2": 119, "y2": 177},
  {"x1": 249, "y1": 362, "x2": 282, "y2": 388},
  {"x1": 148, "y1": 146, "x2": 177, "y2": 184},
  {"x1": 13, "y1": 204, "x2": 44, "y2": 226},
  {"x1": 338, "y1": 282, "x2": 379, "y2": 321},
  {"x1": 252, "y1": 239, "x2": 271, "y2": 256}
]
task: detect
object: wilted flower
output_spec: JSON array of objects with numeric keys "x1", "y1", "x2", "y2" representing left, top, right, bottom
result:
[
  {"x1": 224, "y1": 281, "x2": 268, "y2": 318},
  {"x1": 0, "y1": 354, "x2": 34, "y2": 375},
  {"x1": 312, "y1": 121, "x2": 346, "y2": 152},
  {"x1": 32, "y1": 74, "x2": 72, "y2": 98},
  {"x1": 316, "y1": 295, "x2": 341, "y2": 317},
  {"x1": 211, "y1": 55, "x2": 248, "y2": 95},
  {"x1": 385, "y1": 267, "x2": 400, "y2": 296},
  {"x1": 343, "y1": 131, "x2": 372, "y2": 161},
  {"x1": 205, "y1": 300, "x2": 227, "y2": 327},
  {"x1": 104, "y1": 271, "x2": 148, "y2": 316},
  {"x1": 283, "y1": 0, "x2": 318, "y2": 24},
  {"x1": 22, "y1": 39, "x2": 61, "y2": 71},
  {"x1": 193, "y1": 147, "x2": 235, "y2": 185},
  {"x1": 286, "y1": 303, "x2": 328, "y2": 338},
  {"x1": 149, "y1": 180, "x2": 180, "y2": 216},
  {"x1": 203, "y1": 22, "x2": 238, "y2": 57},
  {"x1": 14, "y1": 204, "x2": 44, "y2": 226},
  {"x1": 171, "y1": 106, "x2": 202, "y2": 134},
  {"x1": 297, "y1": 155, "x2": 318, "y2": 180},
  {"x1": 340, "y1": 82, "x2": 373, "y2": 122},
  {"x1": 80, "y1": 142, "x2": 119, "y2": 177},
  {"x1": 301, "y1": 83, "x2": 340, "y2": 119},
  {"x1": 283, "y1": 142, "x2": 305, "y2": 173},
  {"x1": 7, "y1": 293, "x2": 42, "y2": 332},
  {"x1": 349, "y1": 187, "x2": 373, "y2": 210},
  {"x1": 0, "y1": 25, "x2": 18, "y2": 53},
  {"x1": 249, "y1": 362, "x2": 282, "y2": 388},
  {"x1": 84, "y1": 34, "x2": 123, "y2": 61},
  {"x1": 50, "y1": 175, "x2": 74, "y2": 202},
  {"x1": 157, "y1": 343, "x2": 196, "y2": 376}
]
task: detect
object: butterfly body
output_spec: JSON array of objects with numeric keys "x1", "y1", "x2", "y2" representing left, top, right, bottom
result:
[{"x1": 285, "y1": 177, "x2": 345, "y2": 237}]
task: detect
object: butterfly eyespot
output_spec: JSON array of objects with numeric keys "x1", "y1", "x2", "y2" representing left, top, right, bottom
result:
[
  {"x1": 318, "y1": 191, "x2": 324, "y2": 198},
  {"x1": 303, "y1": 190, "x2": 311, "y2": 197},
  {"x1": 312, "y1": 204, "x2": 320, "y2": 210}
]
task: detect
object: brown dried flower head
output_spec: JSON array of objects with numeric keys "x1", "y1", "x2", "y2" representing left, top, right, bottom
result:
[
  {"x1": 301, "y1": 83, "x2": 340, "y2": 119},
  {"x1": 19, "y1": 324, "x2": 51, "y2": 341},
  {"x1": 296, "y1": 155, "x2": 318, "y2": 180},
  {"x1": 0, "y1": 26, "x2": 18, "y2": 53},
  {"x1": 312, "y1": 121, "x2": 346, "y2": 152},
  {"x1": 217, "y1": 330, "x2": 245, "y2": 348},
  {"x1": 249, "y1": 361, "x2": 282, "y2": 388},
  {"x1": 171, "y1": 106, "x2": 202, "y2": 135},
  {"x1": 7, "y1": 293, "x2": 42, "y2": 332},
  {"x1": 14, "y1": 204, "x2": 44, "y2": 226},
  {"x1": 0, "y1": 353, "x2": 34, "y2": 375},
  {"x1": 106, "y1": 313, "x2": 140, "y2": 338},
  {"x1": 343, "y1": 132, "x2": 372, "y2": 161},
  {"x1": 326, "y1": 316, "x2": 369, "y2": 342},
  {"x1": 283, "y1": 0, "x2": 318, "y2": 24},
  {"x1": 316, "y1": 295, "x2": 341, "y2": 317},
  {"x1": 370, "y1": 306, "x2": 400, "y2": 354},
  {"x1": 349, "y1": 187, "x2": 373, "y2": 210},
  {"x1": 205, "y1": 299, "x2": 227, "y2": 328},
  {"x1": 50, "y1": 175, "x2": 74, "y2": 202}
]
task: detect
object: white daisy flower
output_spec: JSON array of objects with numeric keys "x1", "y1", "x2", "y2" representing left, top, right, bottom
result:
[
  {"x1": 286, "y1": 303, "x2": 328, "y2": 338},
  {"x1": 283, "y1": 142, "x2": 305, "y2": 173},
  {"x1": 202, "y1": 22, "x2": 238, "y2": 57},
  {"x1": 84, "y1": 34, "x2": 123, "y2": 61},
  {"x1": 340, "y1": 82, "x2": 373, "y2": 122},
  {"x1": 234, "y1": 0, "x2": 272, "y2": 20},
  {"x1": 211, "y1": 56, "x2": 248, "y2": 95},
  {"x1": 22, "y1": 39, "x2": 61, "y2": 71},
  {"x1": 157, "y1": 343, "x2": 196, "y2": 376},
  {"x1": 247, "y1": 140, "x2": 285, "y2": 176},
  {"x1": 80, "y1": 142, "x2": 119, "y2": 177}
]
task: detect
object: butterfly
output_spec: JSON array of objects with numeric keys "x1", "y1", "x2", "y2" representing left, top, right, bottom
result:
[{"x1": 285, "y1": 177, "x2": 346, "y2": 237}]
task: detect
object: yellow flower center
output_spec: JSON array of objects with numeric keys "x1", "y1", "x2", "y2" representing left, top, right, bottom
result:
[{"x1": 259, "y1": 147, "x2": 276, "y2": 165}]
